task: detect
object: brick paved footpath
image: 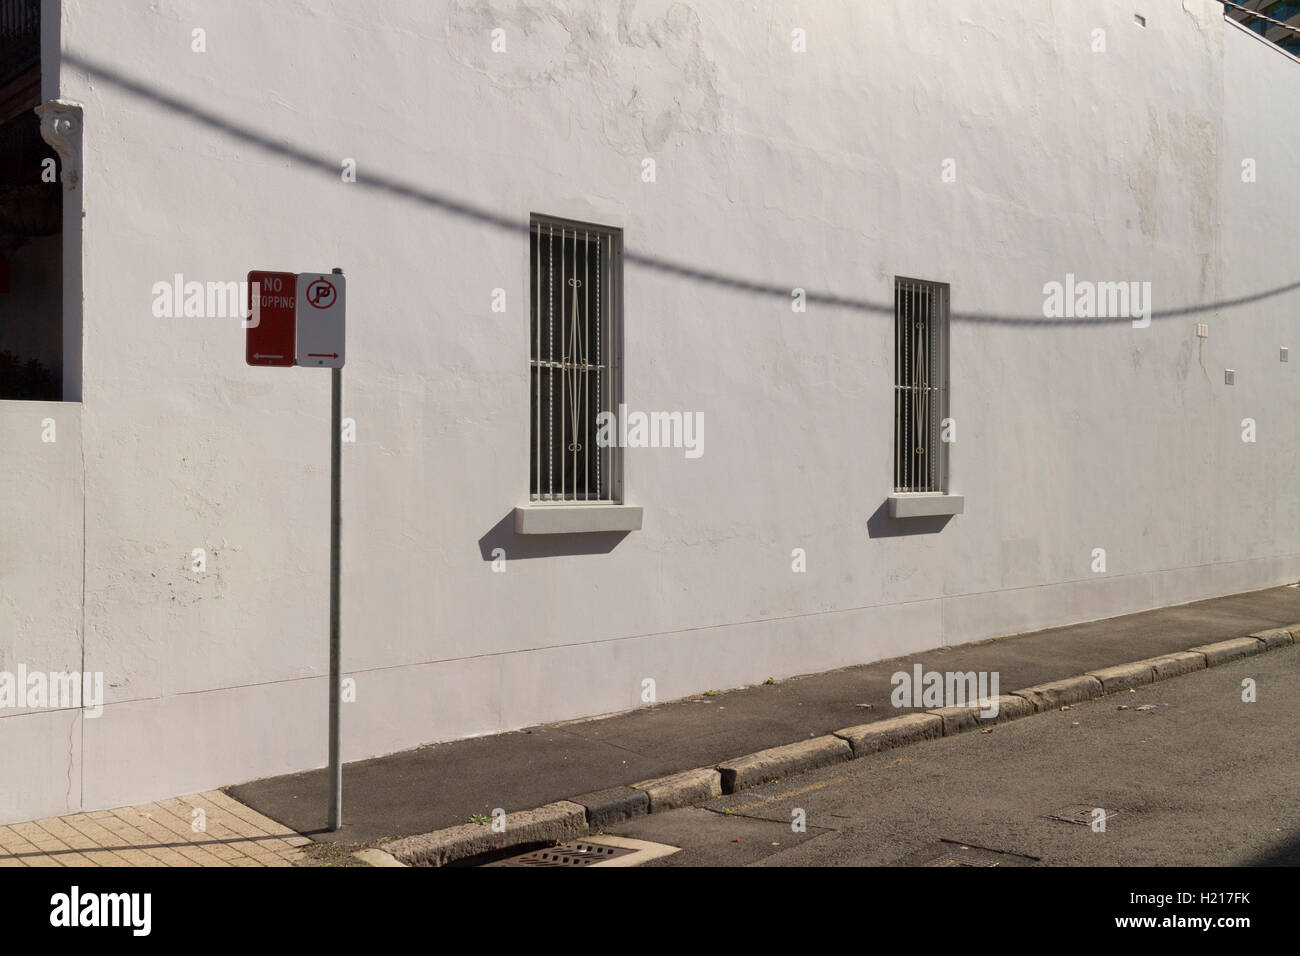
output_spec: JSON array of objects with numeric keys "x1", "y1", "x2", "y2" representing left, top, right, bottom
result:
[{"x1": 0, "y1": 790, "x2": 310, "y2": 867}]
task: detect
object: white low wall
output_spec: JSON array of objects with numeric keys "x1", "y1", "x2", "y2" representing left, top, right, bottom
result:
[{"x1": 0, "y1": 401, "x2": 83, "y2": 822}]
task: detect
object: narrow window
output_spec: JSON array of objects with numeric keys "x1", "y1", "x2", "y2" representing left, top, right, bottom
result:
[
  {"x1": 529, "y1": 215, "x2": 621, "y2": 502},
  {"x1": 893, "y1": 277, "x2": 949, "y2": 493}
]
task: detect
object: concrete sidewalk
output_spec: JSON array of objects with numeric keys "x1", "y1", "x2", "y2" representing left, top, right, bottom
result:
[
  {"x1": 0, "y1": 790, "x2": 310, "y2": 867},
  {"x1": 231, "y1": 584, "x2": 1300, "y2": 846}
]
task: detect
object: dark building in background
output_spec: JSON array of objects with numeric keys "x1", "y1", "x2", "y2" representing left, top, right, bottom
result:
[{"x1": 0, "y1": 0, "x2": 61, "y2": 401}]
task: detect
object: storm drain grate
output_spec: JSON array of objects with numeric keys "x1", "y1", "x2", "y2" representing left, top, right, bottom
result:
[
  {"x1": 924, "y1": 849, "x2": 1003, "y2": 867},
  {"x1": 1047, "y1": 804, "x2": 1119, "y2": 826},
  {"x1": 486, "y1": 840, "x2": 639, "y2": 867},
  {"x1": 900, "y1": 840, "x2": 1040, "y2": 867}
]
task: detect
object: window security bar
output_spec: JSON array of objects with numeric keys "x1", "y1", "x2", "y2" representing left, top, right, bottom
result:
[
  {"x1": 530, "y1": 218, "x2": 619, "y2": 502},
  {"x1": 894, "y1": 278, "x2": 949, "y2": 494}
]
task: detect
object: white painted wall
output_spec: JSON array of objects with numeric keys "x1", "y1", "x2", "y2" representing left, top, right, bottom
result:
[
  {"x1": 0, "y1": 401, "x2": 82, "y2": 821},
  {"x1": 2, "y1": 0, "x2": 1297, "y2": 823}
]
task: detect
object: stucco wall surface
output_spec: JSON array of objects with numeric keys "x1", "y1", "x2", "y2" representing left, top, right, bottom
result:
[{"x1": 1, "y1": 0, "x2": 1295, "y2": 821}]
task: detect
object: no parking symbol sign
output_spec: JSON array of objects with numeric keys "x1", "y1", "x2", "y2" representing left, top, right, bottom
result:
[{"x1": 296, "y1": 273, "x2": 346, "y2": 368}]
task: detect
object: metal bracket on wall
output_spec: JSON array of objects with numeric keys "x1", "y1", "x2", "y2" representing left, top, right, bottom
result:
[{"x1": 35, "y1": 99, "x2": 83, "y2": 191}]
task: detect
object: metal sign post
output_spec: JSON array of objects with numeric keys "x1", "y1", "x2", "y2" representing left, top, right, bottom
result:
[
  {"x1": 326, "y1": 268, "x2": 343, "y2": 832},
  {"x1": 246, "y1": 265, "x2": 347, "y2": 832}
]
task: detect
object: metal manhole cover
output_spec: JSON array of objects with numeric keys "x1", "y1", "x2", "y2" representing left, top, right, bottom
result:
[
  {"x1": 486, "y1": 840, "x2": 638, "y2": 867},
  {"x1": 1047, "y1": 804, "x2": 1119, "y2": 826}
]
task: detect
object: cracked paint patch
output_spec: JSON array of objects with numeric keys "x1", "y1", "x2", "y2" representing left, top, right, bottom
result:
[{"x1": 445, "y1": 0, "x2": 723, "y2": 153}]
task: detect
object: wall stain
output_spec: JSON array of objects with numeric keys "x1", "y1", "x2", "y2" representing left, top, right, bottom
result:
[{"x1": 445, "y1": 0, "x2": 723, "y2": 154}]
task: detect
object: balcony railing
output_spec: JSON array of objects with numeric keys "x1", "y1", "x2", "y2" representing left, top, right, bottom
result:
[
  {"x1": 1221, "y1": 1, "x2": 1300, "y2": 56},
  {"x1": 0, "y1": 0, "x2": 40, "y2": 88}
]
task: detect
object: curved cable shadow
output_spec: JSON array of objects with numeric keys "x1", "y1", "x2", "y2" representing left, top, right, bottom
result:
[{"x1": 61, "y1": 51, "x2": 1300, "y2": 326}]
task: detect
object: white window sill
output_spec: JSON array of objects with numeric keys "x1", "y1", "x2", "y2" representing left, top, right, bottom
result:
[
  {"x1": 514, "y1": 504, "x2": 643, "y2": 535},
  {"x1": 888, "y1": 493, "x2": 964, "y2": 518}
]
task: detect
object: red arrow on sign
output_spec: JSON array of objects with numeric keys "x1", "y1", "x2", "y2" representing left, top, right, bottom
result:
[{"x1": 308, "y1": 353, "x2": 339, "y2": 358}]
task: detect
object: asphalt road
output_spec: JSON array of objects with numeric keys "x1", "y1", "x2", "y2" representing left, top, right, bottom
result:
[{"x1": 607, "y1": 643, "x2": 1300, "y2": 866}]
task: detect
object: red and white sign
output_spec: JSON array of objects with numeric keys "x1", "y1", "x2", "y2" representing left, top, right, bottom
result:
[
  {"x1": 296, "y1": 273, "x2": 346, "y2": 368},
  {"x1": 245, "y1": 270, "x2": 297, "y2": 367}
]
